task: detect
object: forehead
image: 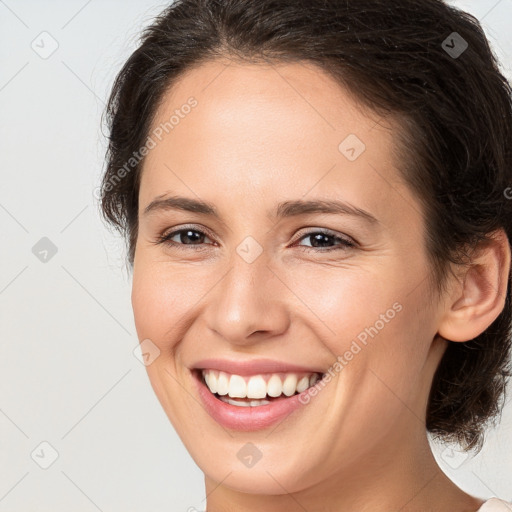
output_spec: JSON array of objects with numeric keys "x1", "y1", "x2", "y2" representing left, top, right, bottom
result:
[
  {"x1": 139, "y1": 59, "x2": 415, "y2": 228},
  {"x1": 149, "y1": 59, "x2": 387, "y2": 151}
]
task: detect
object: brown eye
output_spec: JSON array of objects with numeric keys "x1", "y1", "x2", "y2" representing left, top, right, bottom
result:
[
  {"x1": 166, "y1": 229, "x2": 209, "y2": 245},
  {"x1": 294, "y1": 230, "x2": 355, "y2": 252},
  {"x1": 154, "y1": 225, "x2": 216, "y2": 250}
]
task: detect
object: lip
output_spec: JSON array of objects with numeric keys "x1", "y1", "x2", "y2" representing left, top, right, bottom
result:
[
  {"x1": 193, "y1": 369, "x2": 322, "y2": 431},
  {"x1": 191, "y1": 357, "x2": 326, "y2": 376}
]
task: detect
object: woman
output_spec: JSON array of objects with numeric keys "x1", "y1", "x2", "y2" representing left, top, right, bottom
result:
[{"x1": 99, "y1": 0, "x2": 512, "y2": 510}]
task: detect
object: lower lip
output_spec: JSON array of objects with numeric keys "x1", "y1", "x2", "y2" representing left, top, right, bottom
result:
[{"x1": 193, "y1": 371, "x2": 318, "y2": 431}]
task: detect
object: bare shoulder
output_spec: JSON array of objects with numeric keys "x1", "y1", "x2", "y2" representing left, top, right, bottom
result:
[{"x1": 476, "y1": 498, "x2": 512, "y2": 511}]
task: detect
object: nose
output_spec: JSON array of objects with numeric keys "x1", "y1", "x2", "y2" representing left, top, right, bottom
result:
[{"x1": 204, "y1": 250, "x2": 290, "y2": 346}]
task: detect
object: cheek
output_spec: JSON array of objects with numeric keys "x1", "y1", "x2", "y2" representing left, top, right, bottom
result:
[
  {"x1": 131, "y1": 263, "x2": 201, "y2": 426},
  {"x1": 333, "y1": 290, "x2": 434, "y2": 426},
  {"x1": 305, "y1": 264, "x2": 433, "y2": 389},
  {"x1": 282, "y1": 263, "x2": 400, "y2": 347},
  {"x1": 131, "y1": 262, "x2": 201, "y2": 345}
]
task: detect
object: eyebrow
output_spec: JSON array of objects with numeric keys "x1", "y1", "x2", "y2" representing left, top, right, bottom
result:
[{"x1": 143, "y1": 194, "x2": 379, "y2": 225}]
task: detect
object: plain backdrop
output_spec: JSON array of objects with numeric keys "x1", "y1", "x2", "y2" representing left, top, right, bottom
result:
[{"x1": 0, "y1": 1, "x2": 511, "y2": 510}]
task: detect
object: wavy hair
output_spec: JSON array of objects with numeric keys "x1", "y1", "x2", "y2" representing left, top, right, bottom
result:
[{"x1": 99, "y1": 0, "x2": 512, "y2": 453}]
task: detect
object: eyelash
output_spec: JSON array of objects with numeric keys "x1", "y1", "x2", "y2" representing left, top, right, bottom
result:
[{"x1": 153, "y1": 225, "x2": 356, "y2": 253}]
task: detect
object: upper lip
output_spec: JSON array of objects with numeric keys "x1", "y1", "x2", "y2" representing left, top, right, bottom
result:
[{"x1": 191, "y1": 358, "x2": 325, "y2": 376}]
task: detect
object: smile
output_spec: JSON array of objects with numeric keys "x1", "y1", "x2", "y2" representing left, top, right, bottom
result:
[
  {"x1": 192, "y1": 363, "x2": 327, "y2": 431},
  {"x1": 201, "y1": 369, "x2": 322, "y2": 406}
]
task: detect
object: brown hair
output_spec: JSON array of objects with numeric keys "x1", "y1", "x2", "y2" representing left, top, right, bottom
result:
[{"x1": 99, "y1": 0, "x2": 512, "y2": 453}]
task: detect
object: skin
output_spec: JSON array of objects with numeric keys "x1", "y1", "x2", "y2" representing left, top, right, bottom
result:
[{"x1": 131, "y1": 59, "x2": 510, "y2": 511}]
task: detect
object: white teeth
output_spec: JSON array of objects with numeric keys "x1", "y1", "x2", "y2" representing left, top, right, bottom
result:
[
  {"x1": 216, "y1": 371, "x2": 229, "y2": 396},
  {"x1": 297, "y1": 376, "x2": 309, "y2": 393},
  {"x1": 228, "y1": 374, "x2": 247, "y2": 398},
  {"x1": 219, "y1": 396, "x2": 271, "y2": 407},
  {"x1": 247, "y1": 375, "x2": 267, "y2": 399},
  {"x1": 219, "y1": 396, "x2": 251, "y2": 407},
  {"x1": 204, "y1": 372, "x2": 216, "y2": 393},
  {"x1": 201, "y1": 369, "x2": 323, "y2": 399},
  {"x1": 251, "y1": 399, "x2": 270, "y2": 406},
  {"x1": 267, "y1": 374, "x2": 283, "y2": 397},
  {"x1": 282, "y1": 374, "x2": 298, "y2": 396}
]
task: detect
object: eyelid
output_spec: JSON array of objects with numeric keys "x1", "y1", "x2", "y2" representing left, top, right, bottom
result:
[
  {"x1": 154, "y1": 224, "x2": 357, "y2": 253},
  {"x1": 292, "y1": 227, "x2": 356, "y2": 247},
  {"x1": 161, "y1": 223, "x2": 217, "y2": 242}
]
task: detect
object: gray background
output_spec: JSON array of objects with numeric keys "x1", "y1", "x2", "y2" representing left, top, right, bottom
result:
[{"x1": 0, "y1": 1, "x2": 511, "y2": 510}]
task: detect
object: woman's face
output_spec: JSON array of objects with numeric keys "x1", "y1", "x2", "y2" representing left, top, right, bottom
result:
[{"x1": 132, "y1": 60, "x2": 449, "y2": 494}]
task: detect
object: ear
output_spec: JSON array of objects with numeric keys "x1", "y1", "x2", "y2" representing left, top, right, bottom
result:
[{"x1": 437, "y1": 228, "x2": 511, "y2": 343}]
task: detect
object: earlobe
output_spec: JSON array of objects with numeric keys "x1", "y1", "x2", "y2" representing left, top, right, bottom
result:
[{"x1": 437, "y1": 228, "x2": 511, "y2": 343}]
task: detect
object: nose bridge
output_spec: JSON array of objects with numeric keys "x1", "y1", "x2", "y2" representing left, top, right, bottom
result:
[{"x1": 205, "y1": 243, "x2": 289, "y2": 344}]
